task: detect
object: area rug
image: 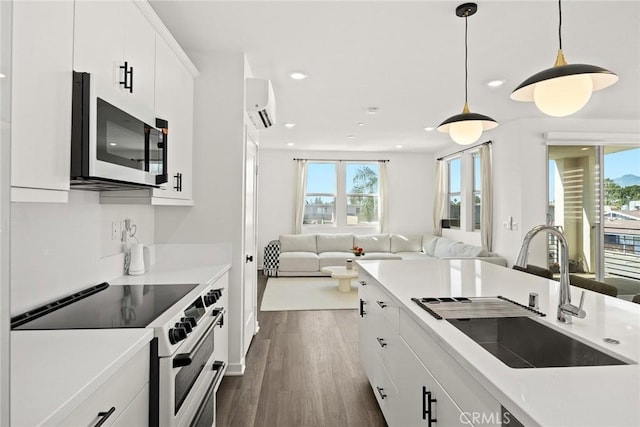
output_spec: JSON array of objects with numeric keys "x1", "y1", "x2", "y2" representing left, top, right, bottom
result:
[{"x1": 260, "y1": 277, "x2": 359, "y2": 311}]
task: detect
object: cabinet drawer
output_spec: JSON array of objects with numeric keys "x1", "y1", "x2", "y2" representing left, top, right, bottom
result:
[
  {"x1": 370, "y1": 314, "x2": 399, "y2": 378},
  {"x1": 371, "y1": 353, "x2": 399, "y2": 425},
  {"x1": 399, "y1": 310, "x2": 501, "y2": 426},
  {"x1": 61, "y1": 344, "x2": 149, "y2": 427},
  {"x1": 112, "y1": 383, "x2": 149, "y2": 427},
  {"x1": 364, "y1": 280, "x2": 399, "y2": 332}
]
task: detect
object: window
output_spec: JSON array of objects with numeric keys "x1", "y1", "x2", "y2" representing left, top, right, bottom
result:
[
  {"x1": 304, "y1": 161, "x2": 380, "y2": 227},
  {"x1": 448, "y1": 157, "x2": 461, "y2": 228},
  {"x1": 303, "y1": 162, "x2": 336, "y2": 225},
  {"x1": 346, "y1": 163, "x2": 379, "y2": 225},
  {"x1": 472, "y1": 153, "x2": 481, "y2": 230}
]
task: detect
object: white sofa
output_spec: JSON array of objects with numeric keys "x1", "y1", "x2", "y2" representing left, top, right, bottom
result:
[{"x1": 265, "y1": 233, "x2": 506, "y2": 277}]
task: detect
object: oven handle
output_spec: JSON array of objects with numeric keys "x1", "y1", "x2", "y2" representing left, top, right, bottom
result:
[
  {"x1": 188, "y1": 361, "x2": 226, "y2": 427},
  {"x1": 172, "y1": 314, "x2": 217, "y2": 369},
  {"x1": 173, "y1": 307, "x2": 226, "y2": 369}
]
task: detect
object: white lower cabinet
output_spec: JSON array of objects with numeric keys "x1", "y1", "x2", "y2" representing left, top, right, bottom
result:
[
  {"x1": 60, "y1": 343, "x2": 150, "y2": 426},
  {"x1": 358, "y1": 274, "x2": 501, "y2": 426}
]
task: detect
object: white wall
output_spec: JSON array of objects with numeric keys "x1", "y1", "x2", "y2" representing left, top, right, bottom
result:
[
  {"x1": 11, "y1": 191, "x2": 154, "y2": 313},
  {"x1": 435, "y1": 118, "x2": 640, "y2": 267},
  {"x1": 154, "y1": 50, "x2": 249, "y2": 374},
  {"x1": 257, "y1": 149, "x2": 434, "y2": 267}
]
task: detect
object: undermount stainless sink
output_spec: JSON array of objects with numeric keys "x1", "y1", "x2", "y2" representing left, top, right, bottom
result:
[{"x1": 447, "y1": 317, "x2": 632, "y2": 368}]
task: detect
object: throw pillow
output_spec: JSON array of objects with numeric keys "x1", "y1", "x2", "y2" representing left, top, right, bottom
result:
[{"x1": 316, "y1": 234, "x2": 354, "y2": 253}]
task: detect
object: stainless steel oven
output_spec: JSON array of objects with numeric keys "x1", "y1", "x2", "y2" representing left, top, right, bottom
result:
[{"x1": 160, "y1": 308, "x2": 225, "y2": 427}]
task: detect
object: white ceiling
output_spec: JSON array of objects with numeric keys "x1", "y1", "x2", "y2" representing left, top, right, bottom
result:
[{"x1": 149, "y1": 1, "x2": 640, "y2": 153}]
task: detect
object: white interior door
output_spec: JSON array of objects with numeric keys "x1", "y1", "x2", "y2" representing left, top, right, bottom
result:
[{"x1": 242, "y1": 133, "x2": 258, "y2": 355}]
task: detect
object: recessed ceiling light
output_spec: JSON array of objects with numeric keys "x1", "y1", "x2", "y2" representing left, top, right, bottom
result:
[
  {"x1": 289, "y1": 72, "x2": 307, "y2": 80},
  {"x1": 395, "y1": 144, "x2": 403, "y2": 149},
  {"x1": 108, "y1": 142, "x2": 117, "y2": 146},
  {"x1": 487, "y1": 79, "x2": 506, "y2": 88},
  {"x1": 357, "y1": 122, "x2": 365, "y2": 127},
  {"x1": 347, "y1": 135, "x2": 356, "y2": 139},
  {"x1": 284, "y1": 123, "x2": 296, "y2": 128},
  {"x1": 424, "y1": 127, "x2": 435, "y2": 131},
  {"x1": 286, "y1": 142, "x2": 295, "y2": 146},
  {"x1": 367, "y1": 107, "x2": 379, "y2": 115}
]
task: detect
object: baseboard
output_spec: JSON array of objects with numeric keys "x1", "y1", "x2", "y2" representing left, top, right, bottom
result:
[{"x1": 224, "y1": 361, "x2": 246, "y2": 376}]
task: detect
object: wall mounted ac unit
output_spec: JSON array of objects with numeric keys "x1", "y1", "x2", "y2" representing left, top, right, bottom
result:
[{"x1": 246, "y1": 78, "x2": 276, "y2": 129}]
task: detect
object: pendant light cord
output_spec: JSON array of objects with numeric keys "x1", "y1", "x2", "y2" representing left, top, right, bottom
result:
[
  {"x1": 464, "y1": 14, "x2": 468, "y2": 105},
  {"x1": 558, "y1": 0, "x2": 562, "y2": 50}
]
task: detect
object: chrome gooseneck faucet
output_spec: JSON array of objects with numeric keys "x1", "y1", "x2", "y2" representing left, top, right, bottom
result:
[{"x1": 515, "y1": 224, "x2": 586, "y2": 323}]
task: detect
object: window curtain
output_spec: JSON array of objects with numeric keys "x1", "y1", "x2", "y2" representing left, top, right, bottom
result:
[
  {"x1": 433, "y1": 160, "x2": 447, "y2": 236},
  {"x1": 378, "y1": 161, "x2": 389, "y2": 233},
  {"x1": 479, "y1": 144, "x2": 493, "y2": 251},
  {"x1": 294, "y1": 159, "x2": 307, "y2": 234}
]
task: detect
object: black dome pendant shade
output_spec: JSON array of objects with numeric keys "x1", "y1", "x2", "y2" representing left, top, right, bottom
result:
[
  {"x1": 510, "y1": 0, "x2": 618, "y2": 116},
  {"x1": 438, "y1": 3, "x2": 498, "y2": 145}
]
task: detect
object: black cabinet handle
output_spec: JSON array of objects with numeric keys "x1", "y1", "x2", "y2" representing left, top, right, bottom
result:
[
  {"x1": 377, "y1": 301, "x2": 388, "y2": 309},
  {"x1": 376, "y1": 387, "x2": 387, "y2": 400},
  {"x1": 422, "y1": 387, "x2": 437, "y2": 426},
  {"x1": 174, "y1": 172, "x2": 182, "y2": 192},
  {"x1": 246, "y1": 255, "x2": 254, "y2": 263},
  {"x1": 359, "y1": 299, "x2": 366, "y2": 317},
  {"x1": 119, "y1": 62, "x2": 133, "y2": 93},
  {"x1": 94, "y1": 407, "x2": 116, "y2": 427},
  {"x1": 359, "y1": 280, "x2": 367, "y2": 286},
  {"x1": 376, "y1": 337, "x2": 387, "y2": 348}
]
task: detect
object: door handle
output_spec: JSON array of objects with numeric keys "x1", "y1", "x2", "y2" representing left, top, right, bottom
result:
[{"x1": 246, "y1": 255, "x2": 254, "y2": 263}]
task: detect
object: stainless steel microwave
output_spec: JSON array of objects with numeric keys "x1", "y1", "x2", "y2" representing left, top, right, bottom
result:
[{"x1": 71, "y1": 71, "x2": 168, "y2": 190}]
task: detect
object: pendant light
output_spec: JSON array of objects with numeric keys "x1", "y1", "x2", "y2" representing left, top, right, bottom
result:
[
  {"x1": 438, "y1": 3, "x2": 498, "y2": 146},
  {"x1": 511, "y1": 0, "x2": 618, "y2": 117}
]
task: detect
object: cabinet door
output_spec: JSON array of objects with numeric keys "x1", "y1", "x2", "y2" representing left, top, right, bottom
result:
[
  {"x1": 74, "y1": 1, "x2": 155, "y2": 124},
  {"x1": 152, "y1": 35, "x2": 194, "y2": 203},
  {"x1": 11, "y1": 0, "x2": 73, "y2": 202},
  {"x1": 358, "y1": 281, "x2": 375, "y2": 380},
  {"x1": 392, "y1": 338, "x2": 472, "y2": 427}
]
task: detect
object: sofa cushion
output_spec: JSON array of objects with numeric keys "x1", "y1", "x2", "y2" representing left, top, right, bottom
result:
[
  {"x1": 391, "y1": 234, "x2": 422, "y2": 253},
  {"x1": 396, "y1": 252, "x2": 432, "y2": 260},
  {"x1": 279, "y1": 252, "x2": 320, "y2": 272},
  {"x1": 317, "y1": 234, "x2": 354, "y2": 253},
  {"x1": 354, "y1": 234, "x2": 390, "y2": 253},
  {"x1": 362, "y1": 252, "x2": 402, "y2": 261},
  {"x1": 423, "y1": 235, "x2": 438, "y2": 256},
  {"x1": 318, "y1": 252, "x2": 354, "y2": 269},
  {"x1": 280, "y1": 234, "x2": 317, "y2": 253}
]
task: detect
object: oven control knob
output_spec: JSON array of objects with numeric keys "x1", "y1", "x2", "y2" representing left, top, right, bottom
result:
[
  {"x1": 168, "y1": 327, "x2": 187, "y2": 345},
  {"x1": 204, "y1": 293, "x2": 217, "y2": 306},
  {"x1": 181, "y1": 316, "x2": 197, "y2": 328},
  {"x1": 176, "y1": 321, "x2": 192, "y2": 334},
  {"x1": 213, "y1": 289, "x2": 222, "y2": 299}
]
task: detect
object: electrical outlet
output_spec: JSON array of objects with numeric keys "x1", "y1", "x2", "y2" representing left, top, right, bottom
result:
[{"x1": 111, "y1": 221, "x2": 119, "y2": 240}]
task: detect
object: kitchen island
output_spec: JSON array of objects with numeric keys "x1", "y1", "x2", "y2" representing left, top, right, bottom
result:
[{"x1": 357, "y1": 258, "x2": 640, "y2": 427}]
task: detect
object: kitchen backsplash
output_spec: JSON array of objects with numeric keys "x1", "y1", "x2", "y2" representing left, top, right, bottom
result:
[{"x1": 11, "y1": 190, "x2": 154, "y2": 314}]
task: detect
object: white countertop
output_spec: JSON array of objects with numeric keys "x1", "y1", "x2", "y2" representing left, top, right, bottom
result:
[
  {"x1": 358, "y1": 258, "x2": 640, "y2": 427},
  {"x1": 11, "y1": 243, "x2": 232, "y2": 427},
  {"x1": 11, "y1": 329, "x2": 153, "y2": 427}
]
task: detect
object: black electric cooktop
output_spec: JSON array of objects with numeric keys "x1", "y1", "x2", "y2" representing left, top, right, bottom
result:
[{"x1": 11, "y1": 283, "x2": 199, "y2": 330}]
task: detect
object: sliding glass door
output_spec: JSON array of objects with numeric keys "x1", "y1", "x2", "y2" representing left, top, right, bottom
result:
[{"x1": 548, "y1": 144, "x2": 640, "y2": 298}]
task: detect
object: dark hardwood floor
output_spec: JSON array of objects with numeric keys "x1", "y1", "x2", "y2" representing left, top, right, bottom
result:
[{"x1": 216, "y1": 272, "x2": 386, "y2": 427}]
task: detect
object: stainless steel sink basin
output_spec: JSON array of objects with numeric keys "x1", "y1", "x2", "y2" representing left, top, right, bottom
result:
[{"x1": 447, "y1": 317, "x2": 631, "y2": 368}]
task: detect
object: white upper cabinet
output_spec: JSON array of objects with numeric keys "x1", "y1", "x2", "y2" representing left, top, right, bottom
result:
[
  {"x1": 73, "y1": 1, "x2": 156, "y2": 125},
  {"x1": 151, "y1": 35, "x2": 194, "y2": 204},
  {"x1": 11, "y1": 1, "x2": 74, "y2": 202}
]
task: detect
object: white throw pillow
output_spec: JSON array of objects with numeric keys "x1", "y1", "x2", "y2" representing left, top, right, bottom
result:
[
  {"x1": 354, "y1": 234, "x2": 390, "y2": 253},
  {"x1": 279, "y1": 234, "x2": 317, "y2": 253},
  {"x1": 451, "y1": 243, "x2": 488, "y2": 257},
  {"x1": 316, "y1": 234, "x2": 354, "y2": 253},
  {"x1": 423, "y1": 235, "x2": 438, "y2": 256},
  {"x1": 433, "y1": 237, "x2": 460, "y2": 258},
  {"x1": 390, "y1": 234, "x2": 422, "y2": 253}
]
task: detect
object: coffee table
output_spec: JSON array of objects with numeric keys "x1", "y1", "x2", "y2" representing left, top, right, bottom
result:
[{"x1": 321, "y1": 266, "x2": 359, "y2": 292}]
